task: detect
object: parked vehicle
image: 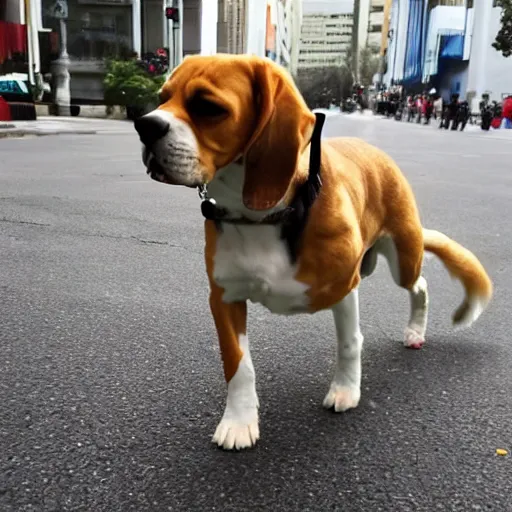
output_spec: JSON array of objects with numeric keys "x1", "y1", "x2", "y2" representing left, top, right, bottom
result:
[{"x1": 341, "y1": 96, "x2": 358, "y2": 113}]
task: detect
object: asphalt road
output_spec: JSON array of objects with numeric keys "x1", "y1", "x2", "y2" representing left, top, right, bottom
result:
[{"x1": 1, "y1": 116, "x2": 511, "y2": 512}]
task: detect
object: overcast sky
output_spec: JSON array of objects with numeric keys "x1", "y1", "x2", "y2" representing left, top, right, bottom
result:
[{"x1": 302, "y1": 0, "x2": 354, "y2": 15}]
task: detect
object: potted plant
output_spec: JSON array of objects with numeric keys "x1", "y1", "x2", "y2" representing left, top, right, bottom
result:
[{"x1": 103, "y1": 58, "x2": 165, "y2": 120}]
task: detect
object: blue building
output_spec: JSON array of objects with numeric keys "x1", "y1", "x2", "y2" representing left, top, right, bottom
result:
[{"x1": 384, "y1": 0, "x2": 512, "y2": 105}]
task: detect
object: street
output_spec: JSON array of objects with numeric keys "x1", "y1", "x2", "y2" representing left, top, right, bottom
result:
[{"x1": 1, "y1": 116, "x2": 511, "y2": 511}]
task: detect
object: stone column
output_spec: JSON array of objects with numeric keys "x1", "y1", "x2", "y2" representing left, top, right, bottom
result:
[
  {"x1": 50, "y1": 1, "x2": 71, "y2": 116},
  {"x1": 132, "y1": 0, "x2": 142, "y2": 57}
]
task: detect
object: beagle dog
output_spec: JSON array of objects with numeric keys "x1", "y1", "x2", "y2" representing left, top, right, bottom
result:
[{"x1": 134, "y1": 54, "x2": 493, "y2": 451}]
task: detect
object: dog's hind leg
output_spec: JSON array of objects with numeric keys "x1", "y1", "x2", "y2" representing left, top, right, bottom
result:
[
  {"x1": 375, "y1": 235, "x2": 429, "y2": 349},
  {"x1": 323, "y1": 288, "x2": 364, "y2": 412}
]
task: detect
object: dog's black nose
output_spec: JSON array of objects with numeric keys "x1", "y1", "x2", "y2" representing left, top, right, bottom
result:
[{"x1": 134, "y1": 115, "x2": 170, "y2": 147}]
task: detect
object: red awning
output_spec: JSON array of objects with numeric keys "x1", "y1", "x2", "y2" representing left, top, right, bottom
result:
[{"x1": 0, "y1": 22, "x2": 28, "y2": 64}]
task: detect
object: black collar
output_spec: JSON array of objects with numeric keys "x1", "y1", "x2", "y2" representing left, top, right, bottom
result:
[{"x1": 200, "y1": 112, "x2": 326, "y2": 262}]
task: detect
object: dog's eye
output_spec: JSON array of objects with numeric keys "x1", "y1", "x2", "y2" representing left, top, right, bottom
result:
[{"x1": 188, "y1": 96, "x2": 228, "y2": 119}]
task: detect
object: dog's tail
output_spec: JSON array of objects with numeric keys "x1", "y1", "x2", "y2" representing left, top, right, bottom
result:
[{"x1": 423, "y1": 229, "x2": 493, "y2": 329}]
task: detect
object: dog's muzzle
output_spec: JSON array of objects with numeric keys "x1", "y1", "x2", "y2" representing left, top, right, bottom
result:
[
  {"x1": 134, "y1": 111, "x2": 203, "y2": 187},
  {"x1": 134, "y1": 114, "x2": 170, "y2": 148},
  {"x1": 134, "y1": 115, "x2": 172, "y2": 184}
]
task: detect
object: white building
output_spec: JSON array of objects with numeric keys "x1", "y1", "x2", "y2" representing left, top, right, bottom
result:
[
  {"x1": 265, "y1": 0, "x2": 303, "y2": 75},
  {"x1": 466, "y1": 0, "x2": 512, "y2": 104},
  {"x1": 356, "y1": 0, "x2": 387, "y2": 52},
  {"x1": 298, "y1": 0, "x2": 354, "y2": 69}
]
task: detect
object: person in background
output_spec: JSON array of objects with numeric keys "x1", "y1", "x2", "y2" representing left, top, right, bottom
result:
[{"x1": 433, "y1": 95, "x2": 443, "y2": 120}]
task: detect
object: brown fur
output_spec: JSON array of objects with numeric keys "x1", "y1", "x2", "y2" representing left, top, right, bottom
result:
[
  {"x1": 160, "y1": 55, "x2": 493, "y2": 384},
  {"x1": 422, "y1": 229, "x2": 493, "y2": 323},
  {"x1": 204, "y1": 220, "x2": 246, "y2": 382}
]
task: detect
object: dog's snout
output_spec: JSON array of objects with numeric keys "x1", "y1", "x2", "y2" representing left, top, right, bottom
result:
[{"x1": 134, "y1": 115, "x2": 170, "y2": 147}]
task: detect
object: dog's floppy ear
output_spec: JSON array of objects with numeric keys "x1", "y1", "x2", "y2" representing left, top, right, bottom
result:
[{"x1": 243, "y1": 60, "x2": 316, "y2": 211}]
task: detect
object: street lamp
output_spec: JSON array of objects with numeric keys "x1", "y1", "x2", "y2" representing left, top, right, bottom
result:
[{"x1": 49, "y1": 0, "x2": 71, "y2": 116}]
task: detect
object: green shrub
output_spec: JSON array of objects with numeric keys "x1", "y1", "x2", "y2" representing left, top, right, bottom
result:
[{"x1": 103, "y1": 59, "x2": 165, "y2": 109}]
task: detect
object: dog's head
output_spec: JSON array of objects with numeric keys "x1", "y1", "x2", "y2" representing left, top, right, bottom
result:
[{"x1": 134, "y1": 54, "x2": 316, "y2": 211}]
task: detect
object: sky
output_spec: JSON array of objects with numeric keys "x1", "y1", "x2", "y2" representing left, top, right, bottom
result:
[{"x1": 302, "y1": 0, "x2": 355, "y2": 15}]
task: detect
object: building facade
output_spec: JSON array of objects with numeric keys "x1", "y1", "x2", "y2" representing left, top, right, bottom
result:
[
  {"x1": 298, "y1": 1, "x2": 353, "y2": 69},
  {"x1": 264, "y1": 0, "x2": 302, "y2": 74},
  {"x1": 384, "y1": 0, "x2": 512, "y2": 103},
  {"x1": 466, "y1": 0, "x2": 512, "y2": 104},
  {"x1": 356, "y1": 0, "x2": 387, "y2": 51},
  {"x1": 1, "y1": 0, "x2": 57, "y2": 84},
  {"x1": 2, "y1": 0, "x2": 296, "y2": 103}
]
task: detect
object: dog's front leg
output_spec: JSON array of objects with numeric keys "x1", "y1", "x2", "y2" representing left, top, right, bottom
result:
[
  {"x1": 208, "y1": 288, "x2": 259, "y2": 450},
  {"x1": 205, "y1": 222, "x2": 259, "y2": 450},
  {"x1": 323, "y1": 288, "x2": 363, "y2": 412}
]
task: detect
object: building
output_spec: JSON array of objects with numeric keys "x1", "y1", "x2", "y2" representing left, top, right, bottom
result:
[
  {"x1": 466, "y1": 0, "x2": 512, "y2": 105},
  {"x1": 264, "y1": 0, "x2": 303, "y2": 75},
  {"x1": 384, "y1": 0, "x2": 512, "y2": 104},
  {"x1": 42, "y1": 0, "x2": 205, "y2": 102},
  {"x1": 62, "y1": 0, "x2": 269, "y2": 101},
  {"x1": 356, "y1": 0, "x2": 387, "y2": 52},
  {"x1": 2, "y1": 0, "x2": 294, "y2": 104},
  {"x1": 217, "y1": 0, "x2": 268, "y2": 57},
  {"x1": 0, "y1": 0, "x2": 56, "y2": 85},
  {"x1": 298, "y1": 0, "x2": 354, "y2": 69}
]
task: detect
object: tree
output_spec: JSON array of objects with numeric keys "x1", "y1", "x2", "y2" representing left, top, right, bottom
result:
[
  {"x1": 359, "y1": 45, "x2": 380, "y2": 86},
  {"x1": 295, "y1": 65, "x2": 353, "y2": 109},
  {"x1": 493, "y1": 0, "x2": 512, "y2": 57},
  {"x1": 352, "y1": 0, "x2": 361, "y2": 80}
]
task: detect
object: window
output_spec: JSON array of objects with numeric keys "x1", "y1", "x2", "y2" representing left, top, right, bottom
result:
[
  {"x1": 428, "y1": 0, "x2": 464, "y2": 7},
  {"x1": 65, "y1": 0, "x2": 134, "y2": 61}
]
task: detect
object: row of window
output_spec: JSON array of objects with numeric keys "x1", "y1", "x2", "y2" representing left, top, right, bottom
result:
[
  {"x1": 426, "y1": 0, "x2": 496, "y2": 9},
  {"x1": 299, "y1": 49, "x2": 349, "y2": 55},
  {"x1": 302, "y1": 38, "x2": 351, "y2": 44}
]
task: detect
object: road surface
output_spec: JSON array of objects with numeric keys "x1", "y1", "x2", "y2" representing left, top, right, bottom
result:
[{"x1": 1, "y1": 116, "x2": 510, "y2": 511}]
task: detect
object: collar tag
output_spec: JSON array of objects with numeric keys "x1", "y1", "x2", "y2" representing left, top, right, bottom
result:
[
  {"x1": 201, "y1": 198, "x2": 218, "y2": 220},
  {"x1": 198, "y1": 184, "x2": 208, "y2": 201}
]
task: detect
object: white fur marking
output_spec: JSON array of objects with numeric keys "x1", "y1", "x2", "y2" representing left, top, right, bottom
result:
[
  {"x1": 209, "y1": 163, "x2": 310, "y2": 315},
  {"x1": 141, "y1": 109, "x2": 204, "y2": 186},
  {"x1": 212, "y1": 334, "x2": 259, "y2": 450},
  {"x1": 323, "y1": 289, "x2": 363, "y2": 412},
  {"x1": 375, "y1": 236, "x2": 430, "y2": 348},
  {"x1": 454, "y1": 296, "x2": 488, "y2": 330},
  {"x1": 404, "y1": 275, "x2": 429, "y2": 348}
]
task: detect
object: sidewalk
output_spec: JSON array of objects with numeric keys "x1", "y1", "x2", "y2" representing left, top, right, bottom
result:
[{"x1": 0, "y1": 116, "x2": 134, "y2": 138}]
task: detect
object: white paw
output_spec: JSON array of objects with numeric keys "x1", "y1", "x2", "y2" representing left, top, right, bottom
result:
[
  {"x1": 322, "y1": 384, "x2": 361, "y2": 412},
  {"x1": 404, "y1": 326, "x2": 425, "y2": 349},
  {"x1": 212, "y1": 415, "x2": 259, "y2": 450}
]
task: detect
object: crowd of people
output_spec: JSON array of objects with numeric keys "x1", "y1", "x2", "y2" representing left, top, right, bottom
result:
[{"x1": 369, "y1": 87, "x2": 512, "y2": 132}]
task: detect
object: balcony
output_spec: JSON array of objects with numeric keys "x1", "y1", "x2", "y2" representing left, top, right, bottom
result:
[{"x1": 369, "y1": 11, "x2": 384, "y2": 26}]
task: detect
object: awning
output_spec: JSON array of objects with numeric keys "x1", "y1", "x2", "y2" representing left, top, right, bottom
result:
[{"x1": 440, "y1": 34, "x2": 464, "y2": 60}]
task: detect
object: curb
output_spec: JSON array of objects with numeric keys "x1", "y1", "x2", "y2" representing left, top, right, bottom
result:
[{"x1": 0, "y1": 129, "x2": 97, "y2": 139}]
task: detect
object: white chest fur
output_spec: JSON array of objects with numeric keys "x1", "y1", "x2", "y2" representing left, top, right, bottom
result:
[
  {"x1": 213, "y1": 224, "x2": 310, "y2": 315},
  {"x1": 207, "y1": 162, "x2": 311, "y2": 315}
]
